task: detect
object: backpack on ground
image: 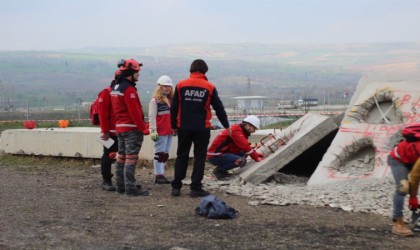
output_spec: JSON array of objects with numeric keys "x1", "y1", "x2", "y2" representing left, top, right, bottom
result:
[
  {"x1": 90, "y1": 86, "x2": 111, "y2": 126},
  {"x1": 402, "y1": 123, "x2": 420, "y2": 142}
]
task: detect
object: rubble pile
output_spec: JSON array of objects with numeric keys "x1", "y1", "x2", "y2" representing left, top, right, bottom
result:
[{"x1": 205, "y1": 172, "x2": 412, "y2": 221}]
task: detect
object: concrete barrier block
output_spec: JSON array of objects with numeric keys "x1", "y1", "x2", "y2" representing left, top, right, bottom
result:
[
  {"x1": 238, "y1": 113, "x2": 338, "y2": 185},
  {"x1": 0, "y1": 127, "x2": 251, "y2": 161}
]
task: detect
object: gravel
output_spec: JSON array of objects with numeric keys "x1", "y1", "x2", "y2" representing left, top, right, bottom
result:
[{"x1": 205, "y1": 172, "x2": 412, "y2": 221}]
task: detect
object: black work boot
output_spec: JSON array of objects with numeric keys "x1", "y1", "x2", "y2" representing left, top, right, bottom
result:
[
  {"x1": 116, "y1": 184, "x2": 143, "y2": 195},
  {"x1": 171, "y1": 188, "x2": 181, "y2": 197},
  {"x1": 125, "y1": 185, "x2": 150, "y2": 197},
  {"x1": 102, "y1": 179, "x2": 116, "y2": 191},
  {"x1": 115, "y1": 164, "x2": 125, "y2": 194},
  {"x1": 190, "y1": 189, "x2": 210, "y2": 197},
  {"x1": 212, "y1": 168, "x2": 231, "y2": 180},
  {"x1": 155, "y1": 175, "x2": 171, "y2": 184}
]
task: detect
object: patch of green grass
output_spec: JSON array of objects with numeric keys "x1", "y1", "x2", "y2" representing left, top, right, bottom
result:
[{"x1": 0, "y1": 154, "x2": 98, "y2": 168}]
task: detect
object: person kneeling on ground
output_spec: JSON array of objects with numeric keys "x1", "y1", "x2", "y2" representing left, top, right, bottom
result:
[{"x1": 207, "y1": 115, "x2": 264, "y2": 180}]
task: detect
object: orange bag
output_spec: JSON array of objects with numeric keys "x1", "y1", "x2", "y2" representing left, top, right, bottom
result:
[{"x1": 58, "y1": 120, "x2": 70, "y2": 128}]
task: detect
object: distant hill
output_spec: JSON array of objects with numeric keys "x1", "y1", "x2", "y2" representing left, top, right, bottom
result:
[{"x1": 0, "y1": 43, "x2": 419, "y2": 109}]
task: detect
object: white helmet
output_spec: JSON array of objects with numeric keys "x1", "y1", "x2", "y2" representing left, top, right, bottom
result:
[
  {"x1": 156, "y1": 75, "x2": 173, "y2": 87},
  {"x1": 243, "y1": 115, "x2": 260, "y2": 129}
]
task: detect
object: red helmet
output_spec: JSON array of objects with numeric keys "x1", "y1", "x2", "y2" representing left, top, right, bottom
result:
[{"x1": 118, "y1": 58, "x2": 142, "y2": 71}]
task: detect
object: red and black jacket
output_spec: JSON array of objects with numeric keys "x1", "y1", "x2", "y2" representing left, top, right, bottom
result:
[
  {"x1": 171, "y1": 72, "x2": 229, "y2": 130},
  {"x1": 97, "y1": 86, "x2": 116, "y2": 136},
  {"x1": 110, "y1": 79, "x2": 146, "y2": 133},
  {"x1": 390, "y1": 140, "x2": 420, "y2": 167},
  {"x1": 207, "y1": 124, "x2": 254, "y2": 159}
]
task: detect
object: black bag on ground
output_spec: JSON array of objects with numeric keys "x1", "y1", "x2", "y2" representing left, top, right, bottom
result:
[{"x1": 195, "y1": 195, "x2": 238, "y2": 219}]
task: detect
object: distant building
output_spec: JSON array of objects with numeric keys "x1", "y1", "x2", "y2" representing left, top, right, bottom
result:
[
  {"x1": 232, "y1": 96, "x2": 268, "y2": 110},
  {"x1": 81, "y1": 101, "x2": 92, "y2": 107},
  {"x1": 296, "y1": 98, "x2": 318, "y2": 107}
]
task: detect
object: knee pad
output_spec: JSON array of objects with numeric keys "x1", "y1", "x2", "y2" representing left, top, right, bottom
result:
[
  {"x1": 398, "y1": 179, "x2": 409, "y2": 195},
  {"x1": 163, "y1": 153, "x2": 169, "y2": 163},
  {"x1": 126, "y1": 154, "x2": 138, "y2": 166},
  {"x1": 116, "y1": 153, "x2": 126, "y2": 164},
  {"x1": 154, "y1": 152, "x2": 165, "y2": 163},
  {"x1": 234, "y1": 157, "x2": 247, "y2": 168}
]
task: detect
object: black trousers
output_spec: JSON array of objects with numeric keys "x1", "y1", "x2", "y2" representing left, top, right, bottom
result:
[
  {"x1": 172, "y1": 129, "x2": 210, "y2": 190},
  {"x1": 101, "y1": 135, "x2": 118, "y2": 181}
]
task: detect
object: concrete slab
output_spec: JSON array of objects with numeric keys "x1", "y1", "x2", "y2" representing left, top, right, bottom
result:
[
  {"x1": 308, "y1": 79, "x2": 420, "y2": 185},
  {"x1": 1, "y1": 127, "x2": 102, "y2": 158},
  {"x1": 0, "y1": 127, "x2": 190, "y2": 160},
  {"x1": 237, "y1": 113, "x2": 338, "y2": 185},
  {"x1": 0, "y1": 127, "x2": 271, "y2": 160}
]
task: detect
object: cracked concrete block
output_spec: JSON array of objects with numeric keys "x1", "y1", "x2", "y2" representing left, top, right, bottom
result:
[
  {"x1": 237, "y1": 113, "x2": 338, "y2": 185},
  {"x1": 308, "y1": 79, "x2": 420, "y2": 186}
]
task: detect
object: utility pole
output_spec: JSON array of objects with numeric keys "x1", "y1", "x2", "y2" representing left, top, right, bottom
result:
[
  {"x1": 247, "y1": 76, "x2": 251, "y2": 96},
  {"x1": 26, "y1": 100, "x2": 29, "y2": 120}
]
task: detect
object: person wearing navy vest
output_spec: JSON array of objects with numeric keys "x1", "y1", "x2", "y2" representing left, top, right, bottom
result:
[{"x1": 170, "y1": 59, "x2": 230, "y2": 197}]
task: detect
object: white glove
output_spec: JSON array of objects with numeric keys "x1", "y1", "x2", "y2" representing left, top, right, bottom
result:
[{"x1": 150, "y1": 130, "x2": 159, "y2": 142}]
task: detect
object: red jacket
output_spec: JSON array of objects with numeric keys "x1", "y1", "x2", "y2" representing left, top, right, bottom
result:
[
  {"x1": 110, "y1": 79, "x2": 146, "y2": 133},
  {"x1": 390, "y1": 140, "x2": 420, "y2": 166},
  {"x1": 207, "y1": 124, "x2": 254, "y2": 159},
  {"x1": 149, "y1": 98, "x2": 172, "y2": 135},
  {"x1": 97, "y1": 86, "x2": 116, "y2": 136}
]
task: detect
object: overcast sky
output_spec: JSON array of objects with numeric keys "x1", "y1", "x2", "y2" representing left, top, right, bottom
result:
[{"x1": 1, "y1": 0, "x2": 419, "y2": 51}]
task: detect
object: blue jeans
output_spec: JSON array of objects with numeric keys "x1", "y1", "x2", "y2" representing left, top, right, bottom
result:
[
  {"x1": 153, "y1": 135, "x2": 173, "y2": 175},
  {"x1": 388, "y1": 155, "x2": 410, "y2": 220},
  {"x1": 208, "y1": 153, "x2": 245, "y2": 172}
]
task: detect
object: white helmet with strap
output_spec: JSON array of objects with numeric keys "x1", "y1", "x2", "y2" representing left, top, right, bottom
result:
[
  {"x1": 156, "y1": 75, "x2": 173, "y2": 86},
  {"x1": 243, "y1": 115, "x2": 260, "y2": 129}
]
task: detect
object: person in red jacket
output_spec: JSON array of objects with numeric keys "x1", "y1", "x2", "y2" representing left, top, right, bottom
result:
[
  {"x1": 170, "y1": 59, "x2": 230, "y2": 197},
  {"x1": 389, "y1": 123, "x2": 420, "y2": 236},
  {"x1": 148, "y1": 75, "x2": 174, "y2": 184},
  {"x1": 97, "y1": 69, "x2": 120, "y2": 191},
  {"x1": 207, "y1": 115, "x2": 264, "y2": 180},
  {"x1": 110, "y1": 58, "x2": 149, "y2": 197}
]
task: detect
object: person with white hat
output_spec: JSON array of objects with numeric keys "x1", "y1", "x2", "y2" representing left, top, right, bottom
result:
[
  {"x1": 148, "y1": 75, "x2": 174, "y2": 184},
  {"x1": 207, "y1": 115, "x2": 264, "y2": 180}
]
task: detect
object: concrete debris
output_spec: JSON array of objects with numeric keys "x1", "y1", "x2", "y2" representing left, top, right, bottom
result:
[
  {"x1": 205, "y1": 173, "x2": 411, "y2": 221},
  {"x1": 238, "y1": 113, "x2": 338, "y2": 185},
  {"x1": 346, "y1": 87, "x2": 403, "y2": 124}
]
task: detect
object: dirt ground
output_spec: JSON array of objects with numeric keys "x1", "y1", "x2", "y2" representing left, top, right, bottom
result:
[{"x1": 1, "y1": 157, "x2": 420, "y2": 250}]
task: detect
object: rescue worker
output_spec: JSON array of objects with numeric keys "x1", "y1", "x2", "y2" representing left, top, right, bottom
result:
[
  {"x1": 97, "y1": 69, "x2": 120, "y2": 191},
  {"x1": 170, "y1": 59, "x2": 230, "y2": 197},
  {"x1": 110, "y1": 58, "x2": 149, "y2": 197},
  {"x1": 148, "y1": 75, "x2": 174, "y2": 184},
  {"x1": 207, "y1": 115, "x2": 264, "y2": 180},
  {"x1": 389, "y1": 123, "x2": 420, "y2": 236}
]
